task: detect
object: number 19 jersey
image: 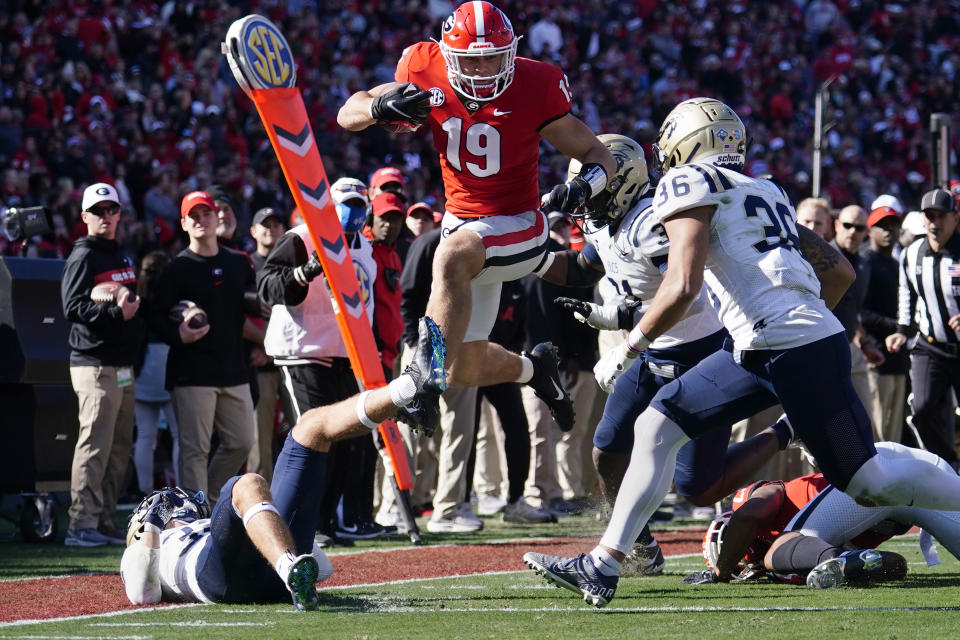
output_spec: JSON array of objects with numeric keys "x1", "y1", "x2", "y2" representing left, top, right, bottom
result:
[
  {"x1": 654, "y1": 164, "x2": 843, "y2": 353},
  {"x1": 396, "y1": 42, "x2": 571, "y2": 218}
]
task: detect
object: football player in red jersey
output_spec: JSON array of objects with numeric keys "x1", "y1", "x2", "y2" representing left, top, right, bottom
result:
[
  {"x1": 685, "y1": 442, "x2": 960, "y2": 588},
  {"x1": 338, "y1": 1, "x2": 615, "y2": 435}
]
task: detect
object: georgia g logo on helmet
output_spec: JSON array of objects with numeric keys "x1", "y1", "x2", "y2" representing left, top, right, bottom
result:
[{"x1": 438, "y1": 1, "x2": 519, "y2": 102}]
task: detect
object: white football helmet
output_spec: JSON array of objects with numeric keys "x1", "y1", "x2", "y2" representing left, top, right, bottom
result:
[
  {"x1": 438, "y1": 1, "x2": 518, "y2": 101},
  {"x1": 126, "y1": 487, "x2": 209, "y2": 546},
  {"x1": 653, "y1": 97, "x2": 746, "y2": 176},
  {"x1": 567, "y1": 134, "x2": 650, "y2": 229},
  {"x1": 702, "y1": 510, "x2": 732, "y2": 574}
]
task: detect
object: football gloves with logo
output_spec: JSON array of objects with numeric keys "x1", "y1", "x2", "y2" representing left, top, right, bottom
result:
[
  {"x1": 542, "y1": 163, "x2": 608, "y2": 215},
  {"x1": 371, "y1": 83, "x2": 432, "y2": 127},
  {"x1": 555, "y1": 296, "x2": 641, "y2": 331}
]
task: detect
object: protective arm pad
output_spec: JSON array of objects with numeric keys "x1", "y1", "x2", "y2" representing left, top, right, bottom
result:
[
  {"x1": 577, "y1": 163, "x2": 608, "y2": 198},
  {"x1": 120, "y1": 543, "x2": 162, "y2": 605},
  {"x1": 564, "y1": 250, "x2": 605, "y2": 287}
]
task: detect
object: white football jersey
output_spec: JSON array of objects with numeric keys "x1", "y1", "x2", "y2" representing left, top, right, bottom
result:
[
  {"x1": 587, "y1": 196, "x2": 722, "y2": 349},
  {"x1": 653, "y1": 163, "x2": 843, "y2": 353},
  {"x1": 157, "y1": 519, "x2": 214, "y2": 603}
]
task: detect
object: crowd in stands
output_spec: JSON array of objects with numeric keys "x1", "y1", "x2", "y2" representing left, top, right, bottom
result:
[{"x1": 3, "y1": 1, "x2": 960, "y2": 260}]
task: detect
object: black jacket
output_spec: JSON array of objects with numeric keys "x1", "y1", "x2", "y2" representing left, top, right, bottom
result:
[
  {"x1": 61, "y1": 235, "x2": 143, "y2": 366},
  {"x1": 399, "y1": 229, "x2": 440, "y2": 349},
  {"x1": 147, "y1": 245, "x2": 255, "y2": 388}
]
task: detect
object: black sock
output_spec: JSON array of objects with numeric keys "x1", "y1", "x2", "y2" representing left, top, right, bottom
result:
[{"x1": 769, "y1": 535, "x2": 842, "y2": 572}]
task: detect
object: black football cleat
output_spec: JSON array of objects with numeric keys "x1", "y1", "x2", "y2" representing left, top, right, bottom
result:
[
  {"x1": 807, "y1": 548, "x2": 906, "y2": 589},
  {"x1": 395, "y1": 316, "x2": 447, "y2": 437},
  {"x1": 524, "y1": 342, "x2": 575, "y2": 432}
]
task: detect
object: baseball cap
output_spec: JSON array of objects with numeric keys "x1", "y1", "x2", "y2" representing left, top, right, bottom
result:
[
  {"x1": 867, "y1": 206, "x2": 900, "y2": 228},
  {"x1": 870, "y1": 194, "x2": 903, "y2": 215},
  {"x1": 205, "y1": 184, "x2": 232, "y2": 207},
  {"x1": 372, "y1": 192, "x2": 406, "y2": 217},
  {"x1": 901, "y1": 211, "x2": 927, "y2": 236},
  {"x1": 921, "y1": 188, "x2": 957, "y2": 214},
  {"x1": 370, "y1": 167, "x2": 406, "y2": 191},
  {"x1": 180, "y1": 191, "x2": 216, "y2": 218},
  {"x1": 407, "y1": 202, "x2": 434, "y2": 219},
  {"x1": 252, "y1": 207, "x2": 284, "y2": 227},
  {"x1": 81, "y1": 183, "x2": 120, "y2": 211}
]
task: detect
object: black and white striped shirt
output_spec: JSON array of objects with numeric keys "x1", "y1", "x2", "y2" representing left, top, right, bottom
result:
[{"x1": 897, "y1": 233, "x2": 960, "y2": 344}]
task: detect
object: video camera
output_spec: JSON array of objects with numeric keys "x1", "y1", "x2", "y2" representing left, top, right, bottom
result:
[{"x1": 2, "y1": 206, "x2": 53, "y2": 243}]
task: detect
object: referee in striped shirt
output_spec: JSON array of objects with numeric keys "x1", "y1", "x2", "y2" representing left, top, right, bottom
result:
[{"x1": 886, "y1": 188, "x2": 960, "y2": 467}]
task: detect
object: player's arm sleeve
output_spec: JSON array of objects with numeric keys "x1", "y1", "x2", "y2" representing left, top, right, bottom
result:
[
  {"x1": 61, "y1": 256, "x2": 124, "y2": 330},
  {"x1": 120, "y1": 543, "x2": 162, "y2": 605},
  {"x1": 257, "y1": 232, "x2": 310, "y2": 307}
]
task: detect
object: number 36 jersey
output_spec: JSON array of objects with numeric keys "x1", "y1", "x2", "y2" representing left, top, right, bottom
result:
[
  {"x1": 586, "y1": 196, "x2": 722, "y2": 350},
  {"x1": 396, "y1": 42, "x2": 571, "y2": 218},
  {"x1": 653, "y1": 164, "x2": 843, "y2": 353}
]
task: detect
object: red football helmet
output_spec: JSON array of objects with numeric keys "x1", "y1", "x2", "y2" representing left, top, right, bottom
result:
[{"x1": 439, "y1": 1, "x2": 518, "y2": 101}]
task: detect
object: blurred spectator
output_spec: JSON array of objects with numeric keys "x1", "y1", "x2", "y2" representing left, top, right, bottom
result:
[
  {"x1": 887, "y1": 188, "x2": 960, "y2": 469},
  {"x1": 147, "y1": 191, "x2": 256, "y2": 504},
  {"x1": 258, "y1": 178, "x2": 387, "y2": 542},
  {"x1": 61, "y1": 183, "x2": 143, "y2": 547},
  {"x1": 831, "y1": 204, "x2": 883, "y2": 428},
  {"x1": 365, "y1": 192, "x2": 405, "y2": 374},
  {"x1": 796, "y1": 197, "x2": 835, "y2": 242},
  {"x1": 133, "y1": 250, "x2": 178, "y2": 494},
  {"x1": 405, "y1": 201, "x2": 437, "y2": 238},
  {"x1": 521, "y1": 212, "x2": 598, "y2": 518},
  {"x1": 246, "y1": 207, "x2": 289, "y2": 483},
  {"x1": 861, "y1": 203, "x2": 908, "y2": 443}
]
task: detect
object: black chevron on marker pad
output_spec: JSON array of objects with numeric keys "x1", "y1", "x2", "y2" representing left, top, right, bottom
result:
[
  {"x1": 298, "y1": 181, "x2": 328, "y2": 200},
  {"x1": 341, "y1": 291, "x2": 361, "y2": 309},
  {"x1": 320, "y1": 235, "x2": 344, "y2": 254},
  {"x1": 274, "y1": 123, "x2": 311, "y2": 146}
]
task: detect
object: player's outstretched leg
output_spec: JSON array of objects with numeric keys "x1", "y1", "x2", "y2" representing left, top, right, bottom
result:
[
  {"x1": 396, "y1": 316, "x2": 447, "y2": 436},
  {"x1": 523, "y1": 342, "x2": 574, "y2": 432},
  {"x1": 806, "y1": 549, "x2": 906, "y2": 589},
  {"x1": 523, "y1": 551, "x2": 618, "y2": 608},
  {"x1": 286, "y1": 553, "x2": 321, "y2": 611}
]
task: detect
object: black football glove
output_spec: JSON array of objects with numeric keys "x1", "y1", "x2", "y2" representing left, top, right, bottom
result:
[
  {"x1": 541, "y1": 178, "x2": 589, "y2": 214},
  {"x1": 294, "y1": 251, "x2": 323, "y2": 286},
  {"x1": 682, "y1": 569, "x2": 721, "y2": 585},
  {"x1": 554, "y1": 296, "x2": 641, "y2": 331},
  {"x1": 370, "y1": 82, "x2": 432, "y2": 127}
]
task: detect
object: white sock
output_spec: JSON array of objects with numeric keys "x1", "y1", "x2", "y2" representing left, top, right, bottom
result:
[
  {"x1": 589, "y1": 547, "x2": 622, "y2": 577},
  {"x1": 516, "y1": 356, "x2": 534, "y2": 384},
  {"x1": 389, "y1": 373, "x2": 417, "y2": 407},
  {"x1": 275, "y1": 550, "x2": 297, "y2": 584}
]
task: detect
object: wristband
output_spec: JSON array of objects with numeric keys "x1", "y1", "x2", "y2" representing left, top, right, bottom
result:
[
  {"x1": 355, "y1": 390, "x2": 379, "y2": 430},
  {"x1": 625, "y1": 327, "x2": 652, "y2": 356},
  {"x1": 578, "y1": 163, "x2": 608, "y2": 198}
]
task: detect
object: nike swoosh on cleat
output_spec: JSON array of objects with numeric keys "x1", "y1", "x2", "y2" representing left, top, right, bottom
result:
[{"x1": 551, "y1": 380, "x2": 565, "y2": 401}]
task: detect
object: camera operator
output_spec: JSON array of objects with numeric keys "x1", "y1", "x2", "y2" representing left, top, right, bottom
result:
[{"x1": 60, "y1": 183, "x2": 144, "y2": 547}]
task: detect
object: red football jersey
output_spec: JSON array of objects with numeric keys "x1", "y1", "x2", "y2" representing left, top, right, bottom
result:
[
  {"x1": 395, "y1": 41, "x2": 572, "y2": 217},
  {"x1": 733, "y1": 474, "x2": 887, "y2": 550}
]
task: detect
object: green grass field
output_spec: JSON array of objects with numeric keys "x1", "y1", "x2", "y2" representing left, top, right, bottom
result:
[{"x1": 1, "y1": 505, "x2": 958, "y2": 640}]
